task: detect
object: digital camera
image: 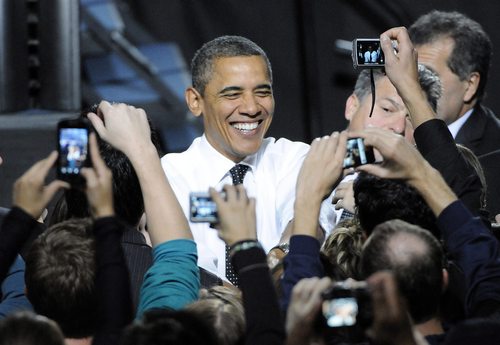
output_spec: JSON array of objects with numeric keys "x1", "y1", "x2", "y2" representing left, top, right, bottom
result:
[{"x1": 352, "y1": 38, "x2": 385, "y2": 68}]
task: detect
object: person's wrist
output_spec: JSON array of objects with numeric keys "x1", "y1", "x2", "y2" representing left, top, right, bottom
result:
[{"x1": 229, "y1": 239, "x2": 261, "y2": 257}]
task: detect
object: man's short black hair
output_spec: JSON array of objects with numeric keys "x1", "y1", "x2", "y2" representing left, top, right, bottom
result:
[
  {"x1": 409, "y1": 10, "x2": 492, "y2": 102},
  {"x1": 353, "y1": 172, "x2": 439, "y2": 238},
  {"x1": 191, "y1": 35, "x2": 272, "y2": 95}
]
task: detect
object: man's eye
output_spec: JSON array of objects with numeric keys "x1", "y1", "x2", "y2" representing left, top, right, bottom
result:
[
  {"x1": 224, "y1": 93, "x2": 240, "y2": 99},
  {"x1": 256, "y1": 90, "x2": 272, "y2": 97}
]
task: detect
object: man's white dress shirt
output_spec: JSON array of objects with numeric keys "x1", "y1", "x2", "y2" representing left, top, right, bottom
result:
[{"x1": 161, "y1": 134, "x2": 336, "y2": 279}]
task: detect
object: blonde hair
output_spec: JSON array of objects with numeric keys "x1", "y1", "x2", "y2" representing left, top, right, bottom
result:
[{"x1": 321, "y1": 221, "x2": 365, "y2": 280}]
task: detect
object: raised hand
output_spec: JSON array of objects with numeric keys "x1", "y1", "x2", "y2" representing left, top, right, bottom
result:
[
  {"x1": 285, "y1": 277, "x2": 332, "y2": 345},
  {"x1": 209, "y1": 184, "x2": 257, "y2": 246},
  {"x1": 13, "y1": 151, "x2": 69, "y2": 219},
  {"x1": 80, "y1": 133, "x2": 114, "y2": 219},
  {"x1": 87, "y1": 101, "x2": 154, "y2": 159}
]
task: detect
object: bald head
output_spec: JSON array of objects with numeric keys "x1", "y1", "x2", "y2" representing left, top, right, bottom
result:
[{"x1": 361, "y1": 219, "x2": 445, "y2": 323}]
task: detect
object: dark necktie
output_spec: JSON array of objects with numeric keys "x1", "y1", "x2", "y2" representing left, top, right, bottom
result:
[{"x1": 225, "y1": 164, "x2": 250, "y2": 286}]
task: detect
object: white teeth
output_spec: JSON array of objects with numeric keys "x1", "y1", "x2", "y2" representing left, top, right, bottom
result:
[{"x1": 232, "y1": 122, "x2": 258, "y2": 131}]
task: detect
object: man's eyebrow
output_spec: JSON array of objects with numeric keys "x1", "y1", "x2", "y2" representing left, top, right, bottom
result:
[
  {"x1": 381, "y1": 97, "x2": 405, "y2": 110},
  {"x1": 218, "y1": 84, "x2": 272, "y2": 95},
  {"x1": 218, "y1": 86, "x2": 243, "y2": 95},
  {"x1": 254, "y1": 84, "x2": 272, "y2": 90}
]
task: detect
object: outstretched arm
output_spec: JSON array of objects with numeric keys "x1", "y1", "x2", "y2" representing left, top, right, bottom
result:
[
  {"x1": 281, "y1": 131, "x2": 347, "y2": 312},
  {"x1": 87, "y1": 101, "x2": 192, "y2": 245},
  {"x1": 381, "y1": 26, "x2": 483, "y2": 214},
  {"x1": 88, "y1": 101, "x2": 198, "y2": 316},
  {"x1": 353, "y1": 127, "x2": 500, "y2": 317},
  {"x1": 211, "y1": 184, "x2": 285, "y2": 345},
  {"x1": 0, "y1": 152, "x2": 68, "y2": 284}
]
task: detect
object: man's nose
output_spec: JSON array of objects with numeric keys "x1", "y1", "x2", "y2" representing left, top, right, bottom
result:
[
  {"x1": 385, "y1": 114, "x2": 407, "y2": 135},
  {"x1": 239, "y1": 94, "x2": 260, "y2": 116}
]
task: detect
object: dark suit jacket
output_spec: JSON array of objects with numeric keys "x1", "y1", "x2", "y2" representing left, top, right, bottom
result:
[
  {"x1": 479, "y1": 149, "x2": 500, "y2": 217},
  {"x1": 454, "y1": 105, "x2": 500, "y2": 218},
  {"x1": 455, "y1": 104, "x2": 500, "y2": 157}
]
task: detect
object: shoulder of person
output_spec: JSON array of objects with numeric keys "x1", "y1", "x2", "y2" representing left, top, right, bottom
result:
[{"x1": 261, "y1": 137, "x2": 309, "y2": 155}]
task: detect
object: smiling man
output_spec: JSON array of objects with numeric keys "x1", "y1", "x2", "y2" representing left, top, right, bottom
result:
[{"x1": 161, "y1": 36, "x2": 335, "y2": 283}]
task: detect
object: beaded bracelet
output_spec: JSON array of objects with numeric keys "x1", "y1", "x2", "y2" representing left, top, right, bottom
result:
[{"x1": 229, "y1": 239, "x2": 261, "y2": 257}]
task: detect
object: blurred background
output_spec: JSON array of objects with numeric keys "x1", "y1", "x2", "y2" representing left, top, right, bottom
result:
[{"x1": 1, "y1": 0, "x2": 499, "y2": 206}]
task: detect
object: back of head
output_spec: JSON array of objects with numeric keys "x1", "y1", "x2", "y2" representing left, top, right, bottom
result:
[
  {"x1": 353, "y1": 64, "x2": 441, "y2": 112},
  {"x1": 191, "y1": 35, "x2": 272, "y2": 95},
  {"x1": 409, "y1": 10, "x2": 492, "y2": 102},
  {"x1": 0, "y1": 311, "x2": 65, "y2": 345},
  {"x1": 186, "y1": 286, "x2": 245, "y2": 345},
  {"x1": 353, "y1": 172, "x2": 439, "y2": 238},
  {"x1": 123, "y1": 308, "x2": 219, "y2": 345},
  {"x1": 320, "y1": 219, "x2": 365, "y2": 281},
  {"x1": 25, "y1": 218, "x2": 97, "y2": 338},
  {"x1": 361, "y1": 219, "x2": 445, "y2": 323}
]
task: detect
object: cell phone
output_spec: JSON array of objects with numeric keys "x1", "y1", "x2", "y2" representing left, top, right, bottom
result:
[
  {"x1": 189, "y1": 192, "x2": 219, "y2": 223},
  {"x1": 343, "y1": 137, "x2": 375, "y2": 169},
  {"x1": 57, "y1": 117, "x2": 92, "y2": 186},
  {"x1": 352, "y1": 38, "x2": 385, "y2": 68}
]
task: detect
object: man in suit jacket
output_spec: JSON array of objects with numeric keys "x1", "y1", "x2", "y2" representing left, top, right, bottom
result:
[{"x1": 409, "y1": 11, "x2": 500, "y2": 217}]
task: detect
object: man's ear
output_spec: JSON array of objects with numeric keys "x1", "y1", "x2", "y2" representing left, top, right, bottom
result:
[
  {"x1": 185, "y1": 87, "x2": 203, "y2": 117},
  {"x1": 463, "y1": 72, "x2": 480, "y2": 104},
  {"x1": 345, "y1": 94, "x2": 360, "y2": 121}
]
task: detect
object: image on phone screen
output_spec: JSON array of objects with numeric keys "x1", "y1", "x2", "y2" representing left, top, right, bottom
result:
[{"x1": 58, "y1": 128, "x2": 89, "y2": 176}]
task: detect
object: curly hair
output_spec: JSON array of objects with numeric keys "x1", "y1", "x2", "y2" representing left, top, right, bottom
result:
[
  {"x1": 353, "y1": 172, "x2": 439, "y2": 238},
  {"x1": 320, "y1": 219, "x2": 365, "y2": 281}
]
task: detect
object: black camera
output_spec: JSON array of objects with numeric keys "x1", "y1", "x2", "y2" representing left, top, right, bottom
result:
[
  {"x1": 57, "y1": 117, "x2": 92, "y2": 187},
  {"x1": 343, "y1": 137, "x2": 375, "y2": 169},
  {"x1": 317, "y1": 280, "x2": 373, "y2": 342},
  {"x1": 189, "y1": 192, "x2": 221, "y2": 223},
  {"x1": 352, "y1": 38, "x2": 385, "y2": 68}
]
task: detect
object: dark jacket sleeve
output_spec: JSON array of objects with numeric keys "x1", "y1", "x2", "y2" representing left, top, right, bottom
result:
[
  {"x1": 232, "y1": 246, "x2": 286, "y2": 345},
  {"x1": 92, "y1": 216, "x2": 133, "y2": 345},
  {"x1": 438, "y1": 201, "x2": 500, "y2": 317},
  {"x1": 414, "y1": 119, "x2": 483, "y2": 215},
  {"x1": 0, "y1": 256, "x2": 33, "y2": 318},
  {"x1": 280, "y1": 235, "x2": 324, "y2": 313},
  {"x1": 0, "y1": 207, "x2": 39, "y2": 284}
]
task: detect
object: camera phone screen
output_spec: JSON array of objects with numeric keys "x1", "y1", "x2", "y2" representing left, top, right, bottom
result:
[
  {"x1": 59, "y1": 128, "x2": 88, "y2": 175},
  {"x1": 323, "y1": 297, "x2": 359, "y2": 327}
]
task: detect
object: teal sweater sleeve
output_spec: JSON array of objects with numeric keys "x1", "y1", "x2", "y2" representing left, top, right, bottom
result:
[{"x1": 136, "y1": 239, "x2": 199, "y2": 319}]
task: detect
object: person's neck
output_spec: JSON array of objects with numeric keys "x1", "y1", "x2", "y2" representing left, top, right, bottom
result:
[
  {"x1": 65, "y1": 336, "x2": 93, "y2": 345},
  {"x1": 415, "y1": 317, "x2": 444, "y2": 337}
]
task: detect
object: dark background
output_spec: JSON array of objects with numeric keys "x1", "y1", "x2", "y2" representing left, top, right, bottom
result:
[
  {"x1": 1, "y1": 0, "x2": 500, "y2": 207},
  {"x1": 126, "y1": 0, "x2": 500, "y2": 141}
]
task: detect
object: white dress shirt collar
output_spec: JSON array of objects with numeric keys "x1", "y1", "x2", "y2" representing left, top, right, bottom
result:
[{"x1": 448, "y1": 109, "x2": 473, "y2": 139}]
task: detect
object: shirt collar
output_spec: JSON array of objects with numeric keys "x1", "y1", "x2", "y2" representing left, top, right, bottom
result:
[
  {"x1": 447, "y1": 109, "x2": 473, "y2": 139},
  {"x1": 199, "y1": 134, "x2": 258, "y2": 182}
]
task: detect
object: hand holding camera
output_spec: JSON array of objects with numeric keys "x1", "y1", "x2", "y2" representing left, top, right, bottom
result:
[{"x1": 208, "y1": 185, "x2": 257, "y2": 247}]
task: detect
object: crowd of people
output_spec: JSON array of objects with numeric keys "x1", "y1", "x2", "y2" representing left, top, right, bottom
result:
[{"x1": 1, "y1": 9, "x2": 500, "y2": 345}]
